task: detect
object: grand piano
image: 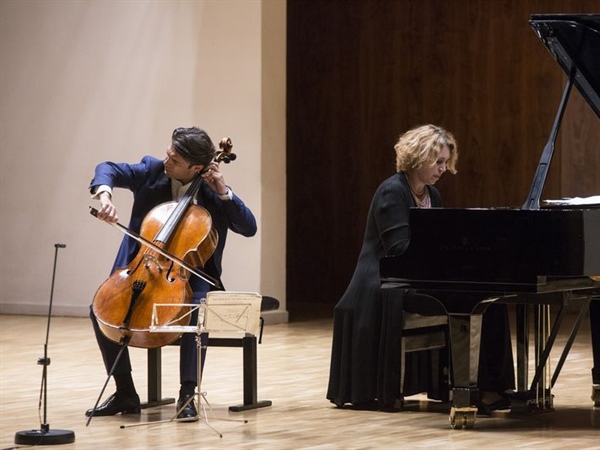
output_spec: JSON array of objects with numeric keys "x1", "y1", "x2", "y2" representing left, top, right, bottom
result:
[{"x1": 380, "y1": 14, "x2": 600, "y2": 429}]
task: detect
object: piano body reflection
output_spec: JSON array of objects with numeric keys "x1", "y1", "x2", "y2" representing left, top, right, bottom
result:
[{"x1": 380, "y1": 14, "x2": 600, "y2": 429}]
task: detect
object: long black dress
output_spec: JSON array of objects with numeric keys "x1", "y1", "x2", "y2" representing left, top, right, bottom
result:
[
  {"x1": 326, "y1": 172, "x2": 515, "y2": 409},
  {"x1": 326, "y1": 172, "x2": 445, "y2": 408}
]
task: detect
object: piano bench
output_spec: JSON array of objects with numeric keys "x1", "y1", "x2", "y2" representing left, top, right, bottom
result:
[
  {"x1": 143, "y1": 295, "x2": 280, "y2": 412},
  {"x1": 399, "y1": 294, "x2": 450, "y2": 406}
]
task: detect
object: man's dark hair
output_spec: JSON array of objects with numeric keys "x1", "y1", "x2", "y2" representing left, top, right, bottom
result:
[{"x1": 171, "y1": 127, "x2": 216, "y2": 166}]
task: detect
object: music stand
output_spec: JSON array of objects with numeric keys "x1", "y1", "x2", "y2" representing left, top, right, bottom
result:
[{"x1": 121, "y1": 292, "x2": 261, "y2": 436}]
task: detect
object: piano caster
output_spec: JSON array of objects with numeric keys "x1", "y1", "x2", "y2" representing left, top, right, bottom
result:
[
  {"x1": 449, "y1": 407, "x2": 477, "y2": 429},
  {"x1": 592, "y1": 385, "x2": 600, "y2": 408}
]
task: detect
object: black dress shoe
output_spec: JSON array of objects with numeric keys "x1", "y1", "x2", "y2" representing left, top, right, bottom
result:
[
  {"x1": 177, "y1": 394, "x2": 198, "y2": 421},
  {"x1": 85, "y1": 392, "x2": 141, "y2": 417},
  {"x1": 477, "y1": 397, "x2": 511, "y2": 416}
]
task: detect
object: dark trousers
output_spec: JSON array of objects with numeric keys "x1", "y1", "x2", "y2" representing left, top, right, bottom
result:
[
  {"x1": 421, "y1": 292, "x2": 516, "y2": 393},
  {"x1": 477, "y1": 303, "x2": 515, "y2": 392}
]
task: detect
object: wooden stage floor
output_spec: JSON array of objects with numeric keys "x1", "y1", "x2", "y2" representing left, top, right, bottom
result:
[{"x1": 1, "y1": 312, "x2": 598, "y2": 449}]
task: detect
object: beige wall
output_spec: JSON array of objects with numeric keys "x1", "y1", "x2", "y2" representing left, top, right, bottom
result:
[{"x1": 0, "y1": 0, "x2": 287, "y2": 323}]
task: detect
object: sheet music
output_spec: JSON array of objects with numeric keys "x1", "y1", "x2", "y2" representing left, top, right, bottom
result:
[
  {"x1": 204, "y1": 291, "x2": 262, "y2": 336},
  {"x1": 544, "y1": 195, "x2": 600, "y2": 206}
]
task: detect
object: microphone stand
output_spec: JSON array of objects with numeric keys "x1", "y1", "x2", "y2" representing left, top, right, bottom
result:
[{"x1": 15, "y1": 243, "x2": 75, "y2": 446}]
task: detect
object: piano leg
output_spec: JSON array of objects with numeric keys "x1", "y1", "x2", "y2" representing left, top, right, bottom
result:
[
  {"x1": 447, "y1": 312, "x2": 483, "y2": 429},
  {"x1": 590, "y1": 296, "x2": 600, "y2": 407}
]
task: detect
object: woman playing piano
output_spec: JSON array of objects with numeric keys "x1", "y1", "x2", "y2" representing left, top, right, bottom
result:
[{"x1": 326, "y1": 124, "x2": 515, "y2": 415}]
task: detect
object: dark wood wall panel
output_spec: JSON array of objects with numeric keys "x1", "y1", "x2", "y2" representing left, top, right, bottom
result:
[
  {"x1": 561, "y1": 89, "x2": 600, "y2": 196},
  {"x1": 287, "y1": 0, "x2": 600, "y2": 309}
]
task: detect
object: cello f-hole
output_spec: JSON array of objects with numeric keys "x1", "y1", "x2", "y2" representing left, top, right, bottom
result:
[{"x1": 166, "y1": 262, "x2": 177, "y2": 283}]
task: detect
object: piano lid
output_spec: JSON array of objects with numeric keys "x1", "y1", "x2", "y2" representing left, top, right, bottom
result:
[{"x1": 530, "y1": 14, "x2": 600, "y2": 118}]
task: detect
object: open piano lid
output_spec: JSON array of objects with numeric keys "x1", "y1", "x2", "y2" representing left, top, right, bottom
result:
[
  {"x1": 530, "y1": 14, "x2": 600, "y2": 119},
  {"x1": 522, "y1": 14, "x2": 600, "y2": 210}
]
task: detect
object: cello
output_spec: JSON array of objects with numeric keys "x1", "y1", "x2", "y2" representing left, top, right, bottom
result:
[{"x1": 90, "y1": 138, "x2": 236, "y2": 349}]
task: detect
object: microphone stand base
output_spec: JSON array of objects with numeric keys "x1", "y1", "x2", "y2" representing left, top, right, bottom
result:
[{"x1": 15, "y1": 427, "x2": 75, "y2": 446}]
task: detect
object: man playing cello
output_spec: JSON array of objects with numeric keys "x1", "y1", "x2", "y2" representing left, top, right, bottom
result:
[{"x1": 86, "y1": 126, "x2": 257, "y2": 420}]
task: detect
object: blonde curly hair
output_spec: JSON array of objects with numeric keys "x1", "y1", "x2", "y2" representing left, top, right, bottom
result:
[{"x1": 394, "y1": 124, "x2": 458, "y2": 174}]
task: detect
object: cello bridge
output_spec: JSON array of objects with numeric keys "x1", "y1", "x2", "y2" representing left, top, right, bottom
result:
[{"x1": 142, "y1": 253, "x2": 163, "y2": 271}]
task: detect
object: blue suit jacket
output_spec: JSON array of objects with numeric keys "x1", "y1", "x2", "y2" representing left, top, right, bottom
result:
[{"x1": 90, "y1": 155, "x2": 257, "y2": 298}]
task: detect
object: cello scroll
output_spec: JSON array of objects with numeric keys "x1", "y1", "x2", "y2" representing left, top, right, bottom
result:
[{"x1": 216, "y1": 137, "x2": 237, "y2": 164}]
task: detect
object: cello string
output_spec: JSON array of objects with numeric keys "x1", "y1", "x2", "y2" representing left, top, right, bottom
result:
[{"x1": 89, "y1": 208, "x2": 219, "y2": 288}]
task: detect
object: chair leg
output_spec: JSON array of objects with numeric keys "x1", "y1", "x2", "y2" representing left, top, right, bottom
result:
[
  {"x1": 142, "y1": 347, "x2": 175, "y2": 409},
  {"x1": 430, "y1": 348, "x2": 440, "y2": 394},
  {"x1": 228, "y1": 335, "x2": 272, "y2": 412},
  {"x1": 399, "y1": 339, "x2": 406, "y2": 409}
]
